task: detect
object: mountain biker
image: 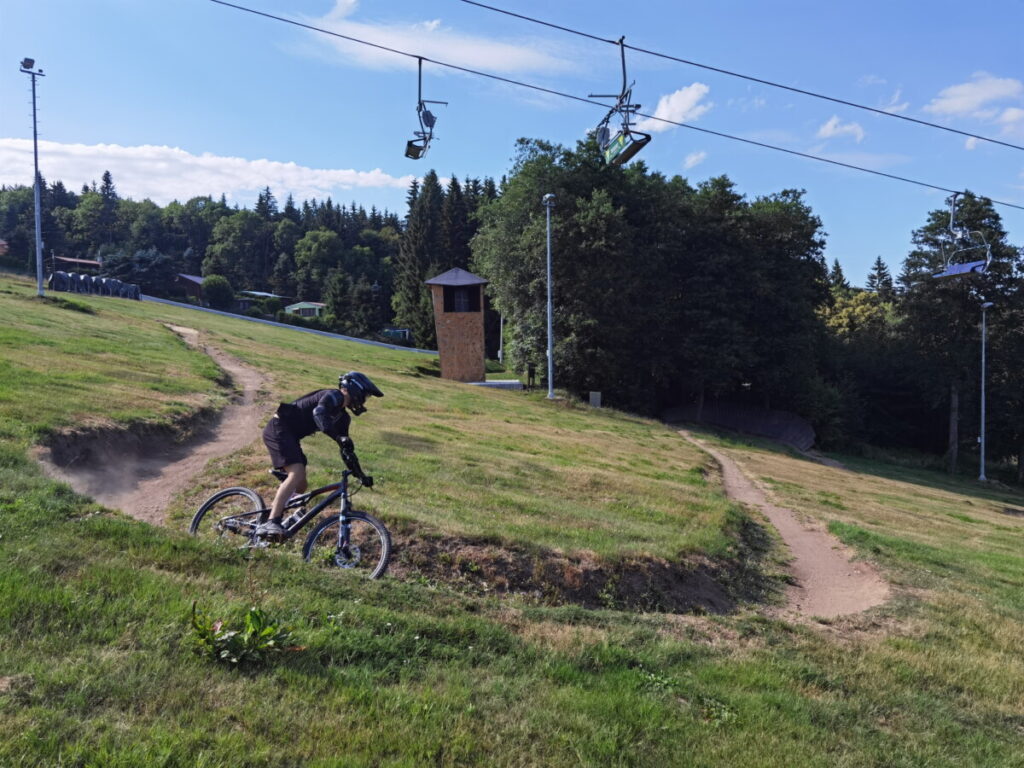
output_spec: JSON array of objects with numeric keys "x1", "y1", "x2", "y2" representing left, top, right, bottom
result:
[{"x1": 257, "y1": 371, "x2": 383, "y2": 538}]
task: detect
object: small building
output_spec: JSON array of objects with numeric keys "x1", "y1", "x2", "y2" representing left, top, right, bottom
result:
[
  {"x1": 176, "y1": 273, "x2": 205, "y2": 303},
  {"x1": 237, "y1": 290, "x2": 288, "y2": 312},
  {"x1": 285, "y1": 301, "x2": 326, "y2": 318},
  {"x1": 425, "y1": 267, "x2": 488, "y2": 382}
]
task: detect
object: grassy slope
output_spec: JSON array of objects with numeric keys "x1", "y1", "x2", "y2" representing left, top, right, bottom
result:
[{"x1": 2, "y1": 275, "x2": 1024, "y2": 766}]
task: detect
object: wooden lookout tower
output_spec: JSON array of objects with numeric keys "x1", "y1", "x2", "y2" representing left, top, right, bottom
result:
[{"x1": 425, "y1": 267, "x2": 488, "y2": 382}]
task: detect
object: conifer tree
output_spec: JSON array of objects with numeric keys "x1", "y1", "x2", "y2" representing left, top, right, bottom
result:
[
  {"x1": 441, "y1": 176, "x2": 471, "y2": 270},
  {"x1": 254, "y1": 187, "x2": 278, "y2": 221},
  {"x1": 865, "y1": 255, "x2": 894, "y2": 300},
  {"x1": 392, "y1": 172, "x2": 444, "y2": 347},
  {"x1": 828, "y1": 258, "x2": 851, "y2": 293}
]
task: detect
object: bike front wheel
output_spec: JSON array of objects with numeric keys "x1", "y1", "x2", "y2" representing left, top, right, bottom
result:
[
  {"x1": 302, "y1": 511, "x2": 391, "y2": 579},
  {"x1": 189, "y1": 487, "x2": 267, "y2": 545}
]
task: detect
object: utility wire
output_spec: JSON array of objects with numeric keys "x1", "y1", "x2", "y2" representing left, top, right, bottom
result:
[
  {"x1": 458, "y1": 0, "x2": 1024, "y2": 153},
  {"x1": 208, "y1": 0, "x2": 1024, "y2": 212}
]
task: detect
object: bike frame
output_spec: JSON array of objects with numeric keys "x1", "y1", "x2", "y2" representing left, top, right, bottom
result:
[{"x1": 273, "y1": 469, "x2": 357, "y2": 542}]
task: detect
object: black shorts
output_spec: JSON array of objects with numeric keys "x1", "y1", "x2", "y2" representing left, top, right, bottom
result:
[{"x1": 262, "y1": 417, "x2": 307, "y2": 469}]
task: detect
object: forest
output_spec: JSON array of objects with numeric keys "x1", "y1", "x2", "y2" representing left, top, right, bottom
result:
[{"x1": 2, "y1": 136, "x2": 1022, "y2": 477}]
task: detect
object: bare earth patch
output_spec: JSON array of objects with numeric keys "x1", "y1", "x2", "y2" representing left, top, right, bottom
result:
[
  {"x1": 35, "y1": 326, "x2": 268, "y2": 525},
  {"x1": 679, "y1": 429, "x2": 890, "y2": 619}
]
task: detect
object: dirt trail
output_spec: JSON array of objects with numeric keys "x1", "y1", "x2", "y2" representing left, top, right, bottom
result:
[
  {"x1": 680, "y1": 429, "x2": 889, "y2": 618},
  {"x1": 38, "y1": 326, "x2": 268, "y2": 525}
]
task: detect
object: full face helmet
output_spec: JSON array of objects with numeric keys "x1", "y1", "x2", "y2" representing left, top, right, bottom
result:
[{"x1": 339, "y1": 371, "x2": 384, "y2": 415}]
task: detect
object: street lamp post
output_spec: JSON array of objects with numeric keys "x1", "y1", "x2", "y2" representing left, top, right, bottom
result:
[
  {"x1": 979, "y1": 301, "x2": 994, "y2": 482},
  {"x1": 542, "y1": 193, "x2": 556, "y2": 399},
  {"x1": 19, "y1": 58, "x2": 45, "y2": 297}
]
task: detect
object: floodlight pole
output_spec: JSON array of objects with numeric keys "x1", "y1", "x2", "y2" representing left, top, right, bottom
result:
[
  {"x1": 979, "y1": 301, "x2": 994, "y2": 482},
  {"x1": 19, "y1": 58, "x2": 45, "y2": 297},
  {"x1": 542, "y1": 193, "x2": 556, "y2": 399}
]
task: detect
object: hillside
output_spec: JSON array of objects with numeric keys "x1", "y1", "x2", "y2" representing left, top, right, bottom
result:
[{"x1": 2, "y1": 274, "x2": 1024, "y2": 766}]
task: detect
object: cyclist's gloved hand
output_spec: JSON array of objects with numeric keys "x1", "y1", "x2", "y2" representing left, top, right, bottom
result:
[{"x1": 361, "y1": 475, "x2": 373, "y2": 488}]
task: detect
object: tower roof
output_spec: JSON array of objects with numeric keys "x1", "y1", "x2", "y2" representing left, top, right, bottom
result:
[{"x1": 425, "y1": 267, "x2": 488, "y2": 287}]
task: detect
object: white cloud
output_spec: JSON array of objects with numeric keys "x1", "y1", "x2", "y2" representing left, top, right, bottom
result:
[
  {"x1": 999, "y1": 106, "x2": 1024, "y2": 127},
  {"x1": 882, "y1": 88, "x2": 909, "y2": 114},
  {"x1": 965, "y1": 137, "x2": 979, "y2": 150},
  {"x1": 923, "y1": 73, "x2": 1023, "y2": 116},
  {"x1": 308, "y1": 1, "x2": 576, "y2": 75},
  {"x1": 816, "y1": 115, "x2": 865, "y2": 143},
  {"x1": 683, "y1": 151, "x2": 707, "y2": 170},
  {"x1": 0, "y1": 139, "x2": 415, "y2": 206},
  {"x1": 635, "y1": 84, "x2": 712, "y2": 133},
  {"x1": 858, "y1": 74, "x2": 887, "y2": 87}
]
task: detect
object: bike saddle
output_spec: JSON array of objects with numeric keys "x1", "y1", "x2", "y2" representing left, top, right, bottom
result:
[{"x1": 269, "y1": 468, "x2": 288, "y2": 482}]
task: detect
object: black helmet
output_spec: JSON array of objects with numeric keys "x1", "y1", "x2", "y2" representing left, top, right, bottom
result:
[{"x1": 339, "y1": 371, "x2": 384, "y2": 415}]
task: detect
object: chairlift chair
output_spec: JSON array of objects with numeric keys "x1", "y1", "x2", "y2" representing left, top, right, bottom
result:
[
  {"x1": 589, "y1": 37, "x2": 651, "y2": 167},
  {"x1": 932, "y1": 192, "x2": 993, "y2": 279},
  {"x1": 405, "y1": 58, "x2": 447, "y2": 160}
]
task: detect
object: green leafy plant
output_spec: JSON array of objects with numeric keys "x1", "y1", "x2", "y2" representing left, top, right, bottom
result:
[{"x1": 190, "y1": 601, "x2": 296, "y2": 667}]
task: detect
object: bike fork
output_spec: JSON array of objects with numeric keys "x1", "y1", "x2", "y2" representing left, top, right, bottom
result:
[{"x1": 336, "y1": 516, "x2": 351, "y2": 551}]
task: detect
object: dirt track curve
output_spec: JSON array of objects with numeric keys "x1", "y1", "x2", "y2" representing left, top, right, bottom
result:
[
  {"x1": 680, "y1": 429, "x2": 890, "y2": 618},
  {"x1": 36, "y1": 326, "x2": 888, "y2": 617},
  {"x1": 38, "y1": 326, "x2": 267, "y2": 525}
]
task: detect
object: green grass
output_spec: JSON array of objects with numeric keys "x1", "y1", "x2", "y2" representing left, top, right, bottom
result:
[{"x1": 3, "y1": 274, "x2": 1024, "y2": 766}]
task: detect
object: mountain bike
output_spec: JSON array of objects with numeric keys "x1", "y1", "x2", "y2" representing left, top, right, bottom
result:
[{"x1": 189, "y1": 469, "x2": 391, "y2": 578}]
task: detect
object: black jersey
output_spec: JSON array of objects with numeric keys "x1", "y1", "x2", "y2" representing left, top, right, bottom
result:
[{"x1": 276, "y1": 389, "x2": 351, "y2": 442}]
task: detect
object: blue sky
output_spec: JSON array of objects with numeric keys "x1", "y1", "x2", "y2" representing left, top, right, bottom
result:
[{"x1": 2, "y1": 0, "x2": 1022, "y2": 285}]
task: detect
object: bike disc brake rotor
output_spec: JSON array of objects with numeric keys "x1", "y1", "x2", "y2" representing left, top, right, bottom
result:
[{"x1": 333, "y1": 544, "x2": 361, "y2": 569}]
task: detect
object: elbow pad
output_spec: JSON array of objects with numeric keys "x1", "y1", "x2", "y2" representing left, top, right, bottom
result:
[{"x1": 312, "y1": 404, "x2": 329, "y2": 433}]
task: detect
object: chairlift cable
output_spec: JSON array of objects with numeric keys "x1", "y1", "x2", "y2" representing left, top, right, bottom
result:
[
  {"x1": 208, "y1": 0, "x2": 1024, "y2": 212},
  {"x1": 458, "y1": 0, "x2": 1024, "y2": 153}
]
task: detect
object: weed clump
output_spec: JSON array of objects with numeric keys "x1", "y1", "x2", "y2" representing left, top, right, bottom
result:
[{"x1": 190, "y1": 601, "x2": 297, "y2": 668}]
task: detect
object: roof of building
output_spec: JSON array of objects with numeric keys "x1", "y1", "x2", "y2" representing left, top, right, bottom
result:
[
  {"x1": 240, "y1": 290, "x2": 289, "y2": 299},
  {"x1": 56, "y1": 256, "x2": 103, "y2": 267},
  {"x1": 425, "y1": 267, "x2": 488, "y2": 287},
  {"x1": 285, "y1": 301, "x2": 326, "y2": 310},
  {"x1": 178, "y1": 273, "x2": 204, "y2": 285}
]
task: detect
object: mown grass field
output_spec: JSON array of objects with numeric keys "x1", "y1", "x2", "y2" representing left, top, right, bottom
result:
[{"x1": 2, "y1": 273, "x2": 1024, "y2": 767}]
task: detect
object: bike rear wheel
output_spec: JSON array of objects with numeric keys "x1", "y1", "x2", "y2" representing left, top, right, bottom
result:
[
  {"x1": 189, "y1": 487, "x2": 267, "y2": 545},
  {"x1": 302, "y1": 511, "x2": 391, "y2": 579}
]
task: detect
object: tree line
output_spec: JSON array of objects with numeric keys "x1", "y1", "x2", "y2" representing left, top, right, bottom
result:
[
  {"x1": 2, "y1": 140, "x2": 1022, "y2": 477},
  {"x1": 0, "y1": 170, "x2": 496, "y2": 344},
  {"x1": 471, "y1": 138, "x2": 1024, "y2": 477}
]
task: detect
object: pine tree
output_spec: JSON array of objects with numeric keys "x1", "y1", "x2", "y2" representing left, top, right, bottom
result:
[
  {"x1": 98, "y1": 170, "x2": 119, "y2": 247},
  {"x1": 865, "y1": 255, "x2": 894, "y2": 300},
  {"x1": 282, "y1": 194, "x2": 301, "y2": 224},
  {"x1": 441, "y1": 176, "x2": 471, "y2": 270},
  {"x1": 254, "y1": 187, "x2": 278, "y2": 221},
  {"x1": 828, "y1": 258, "x2": 851, "y2": 293},
  {"x1": 392, "y1": 172, "x2": 444, "y2": 347}
]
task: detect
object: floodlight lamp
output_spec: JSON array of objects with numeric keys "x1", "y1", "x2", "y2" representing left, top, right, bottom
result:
[
  {"x1": 982, "y1": 301, "x2": 994, "y2": 310},
  {"x1": 542, "y1": 193, "x2": 555, "y2": 206},
  {"x1": 20, "y1": 58, "x2": 35, "y2": 69}
]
